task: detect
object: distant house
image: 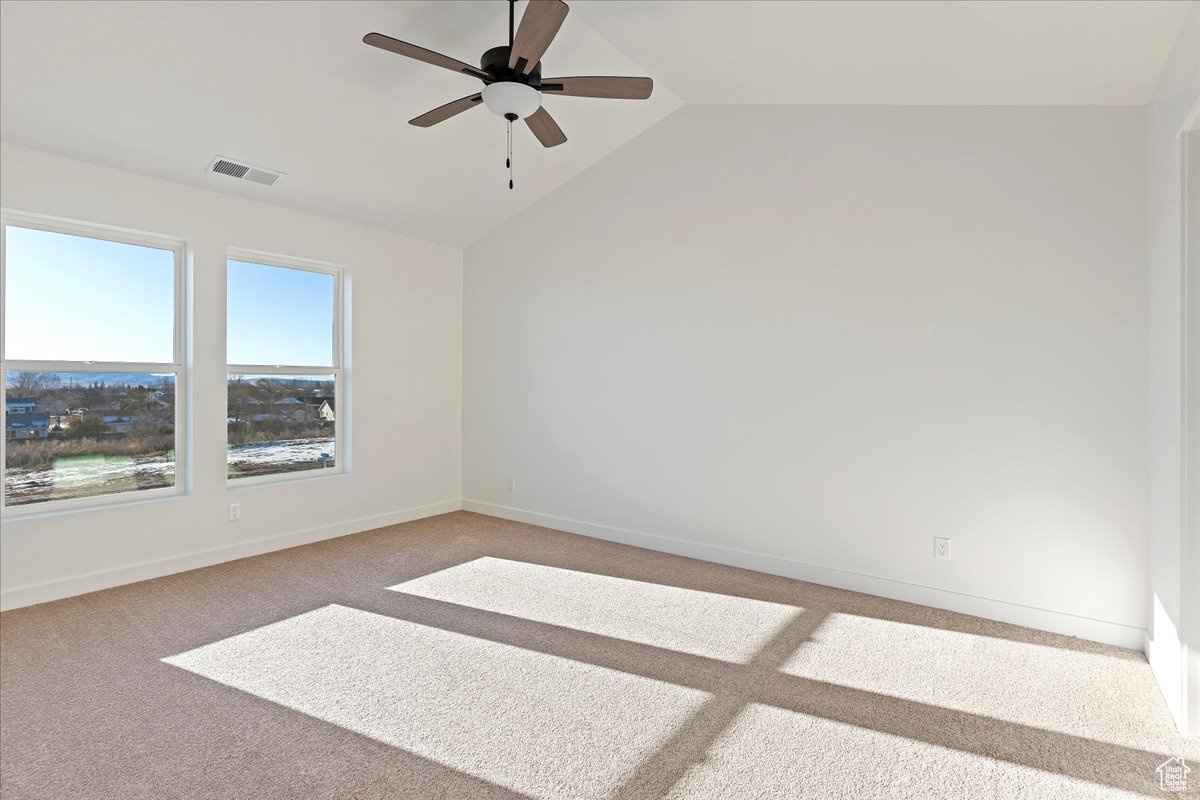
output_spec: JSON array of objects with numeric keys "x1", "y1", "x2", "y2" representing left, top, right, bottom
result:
[
  {"x1": 97, "y1": 413, "x2": 138, "y2": 434},
  {"x1": 243, "y1": 404, "x2": 315, "y2": 424},
  {"x1": 5, "y1": 397, "x2": 38, "y2": 414},
  {"x1": 297, "y1": 396, "x2": 335, "y2": 423},
  {"x1": 230, "y1": 396, "x2": 332, "y2": 425},
  {"x1": 6, "y1": 412, "x2": 51, "y2": 440}
]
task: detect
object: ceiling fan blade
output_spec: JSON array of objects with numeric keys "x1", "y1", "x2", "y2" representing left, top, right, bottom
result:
[
  {"x1": 525, "y1": 106, "x2": 567, "y2": 148},
  {"x1": 363, "y1": 33, "x2": 491, "y2": 82},
  {"x1": 409, "y1": 94, "x2": 484, "y2": 128},
  {"x1": 508, "y1": 0, "x2": 569, "y2": 75},
  {"x1": 540, "y1": 76, "x2": 653, "y2": 100}
]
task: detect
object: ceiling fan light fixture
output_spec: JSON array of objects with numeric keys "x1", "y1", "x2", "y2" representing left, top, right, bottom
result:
[
  {"x1": 363, "y1": 0, "x2": 652, "y2": 157},
  {"x1": 481, "y1": 81, "x2": 541, "y2": 120}
]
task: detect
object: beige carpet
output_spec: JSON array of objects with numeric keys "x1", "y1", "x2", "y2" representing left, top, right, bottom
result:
[{"x1": 1, "y1": 511, "x2": 1195, "y2": 799}]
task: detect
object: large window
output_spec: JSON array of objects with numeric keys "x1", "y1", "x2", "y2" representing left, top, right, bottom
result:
[
  {"x1": 2, "y1": 215, "x2": 184, "y2": 512},
  {"x1": 227, "y1": 253, "x2": 341, "y2": 483}
]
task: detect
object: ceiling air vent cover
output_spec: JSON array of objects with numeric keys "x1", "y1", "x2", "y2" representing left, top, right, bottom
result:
[{"x1": 206, "y1": 156, "x2": 284, "y2": 187}]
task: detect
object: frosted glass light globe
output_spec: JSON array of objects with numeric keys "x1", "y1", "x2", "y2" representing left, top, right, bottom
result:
[{"x1": 481, "y1": 81, "x2": 542, "y2": 119}]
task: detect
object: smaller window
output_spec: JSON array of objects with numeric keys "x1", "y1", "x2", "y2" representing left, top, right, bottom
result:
[{"x1": 226, "y1": 254, "x2": 342, "y2": 484}]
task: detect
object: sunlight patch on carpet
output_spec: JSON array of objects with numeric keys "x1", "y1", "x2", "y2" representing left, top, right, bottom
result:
[
  {"x1": 663, "y1": 703, "x2": 1139, "y2": 800},
  {"x1": 783, "y1": 612, "x2": 1158, "y2": 747},
  {"x1": 163, "y1": 604, "x2": 710, "y2": 799},
  {"x1": 389, "y1": 557, "x2": 799, "y2": 662}
]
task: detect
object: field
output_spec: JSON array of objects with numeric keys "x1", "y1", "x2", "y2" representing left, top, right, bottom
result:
[
  {"x1": 5, "y1": 452, "x2": 174, "y2": 505},
  {"x1": 226, "y1": 437, "x2": 336, "y2": 479},
  {"x1": 5, "y1": 438, "x2": 335, "y2": 505},
  {"x1": 5, "y1": 372, "x2": 336, "y2": 506}
]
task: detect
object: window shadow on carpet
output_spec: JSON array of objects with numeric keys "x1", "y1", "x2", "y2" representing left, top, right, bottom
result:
[{"x1": 160, "y1": 553, "x2": 1186, "y2": 799}]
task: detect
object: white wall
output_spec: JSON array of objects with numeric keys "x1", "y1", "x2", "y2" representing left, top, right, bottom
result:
[
  {"x1": 0, "y1": 144, "x2": 463, "y2": 609},
  {"x1": 464, "y1": 105, "x2": 1149, "y2": 648},
  {"x1": 1146, "y1": 1, "x2": 1200, "y2": 734}
]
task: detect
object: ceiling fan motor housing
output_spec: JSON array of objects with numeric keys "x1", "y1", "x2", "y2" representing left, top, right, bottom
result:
[{"x1": 481, "y1": 46, "x2": 541, "y2": 84}]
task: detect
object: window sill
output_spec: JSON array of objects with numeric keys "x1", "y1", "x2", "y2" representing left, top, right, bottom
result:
[
  {"x1": 0, "y1": 487, "x2": 187, "y2": 523},
  {"x1": 227, "y1": 468, "x2": 347, "y2": 492}
]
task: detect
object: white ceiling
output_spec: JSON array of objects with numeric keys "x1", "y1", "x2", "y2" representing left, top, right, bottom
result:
[
  {"x1": 0, "y1": 0, "x2": 683, "y2": 246},
  {"x1": 576, "y1": 0, "x2": 1193, "y2": 106},
  {"x1": 0, "y1": 1, "x2": 1192, "y2": 246}
]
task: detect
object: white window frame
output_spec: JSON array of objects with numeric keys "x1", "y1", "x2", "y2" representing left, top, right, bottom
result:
[
  {"x1": 226, "y1": 248, "x2": 344, "y2": 487},
  {"x1": 0, "y1": 209, "x2": 188, "y2": 517}
]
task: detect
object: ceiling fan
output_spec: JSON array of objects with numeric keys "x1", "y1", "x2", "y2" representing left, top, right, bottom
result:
[{"x1": 363, "y1": 0, "x2": 653, "y2": 186}]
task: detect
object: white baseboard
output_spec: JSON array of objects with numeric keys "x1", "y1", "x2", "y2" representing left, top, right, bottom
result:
[
  {"x1": 464, "y1": 499, "x2": 1147, "y2": 650},
  {"x1": 0, "y1": 499, "x2": 464, "y2": 611},
  {"x1": 5, "y1": 497, "x2": 1149, "y2": 652}
]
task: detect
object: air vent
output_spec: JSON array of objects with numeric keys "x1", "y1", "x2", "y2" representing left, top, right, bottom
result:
[{"x1": 206, "y1": 156, "x2": 283, "y2": 187}]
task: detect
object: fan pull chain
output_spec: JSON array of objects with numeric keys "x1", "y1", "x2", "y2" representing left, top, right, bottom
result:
[{"x1": 506, "y1": 118, "x2": 514, "y2": 190}]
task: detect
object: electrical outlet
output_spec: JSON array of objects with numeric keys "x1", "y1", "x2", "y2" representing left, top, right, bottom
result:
[
  {"x1": 229, "y1": 503, "x2": 241, "y2": 522},
  {"x1": 505, "y1": 476, "x2": 516, "y2": 492},
  {"x1": 934, "y1": 537, "x2": 951, "y2": 560}
]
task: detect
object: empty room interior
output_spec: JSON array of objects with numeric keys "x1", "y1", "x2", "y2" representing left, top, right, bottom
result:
[{"x1": 1, "y1": 0, "x2": 1199, "y2": 797}]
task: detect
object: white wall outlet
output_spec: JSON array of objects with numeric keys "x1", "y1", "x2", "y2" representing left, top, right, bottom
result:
[
  {"x1": 229, "y1": 503, "x2": 241, "y2": 522},
  {"x1": 934, "y1": 537, "x2": 951, "y2": 560},
  {"x1": 505, "y1": 476, "x2": 516, "y2": 492}
]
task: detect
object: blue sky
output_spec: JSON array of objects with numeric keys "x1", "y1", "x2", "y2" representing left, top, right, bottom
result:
[
  {"x1": 227, "y1": 259, "x2": 333, "y2": 366},
  {"x1": 4, "y1": 226, "x2": 174, "y2": 362},
  {"x1": 4, "y1": 226, "x2": 333, "y2": 367}
]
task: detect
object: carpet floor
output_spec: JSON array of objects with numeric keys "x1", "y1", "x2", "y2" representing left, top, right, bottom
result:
[{"x1": 1, "y1": 511, "x2": 1196, "y2": 799}]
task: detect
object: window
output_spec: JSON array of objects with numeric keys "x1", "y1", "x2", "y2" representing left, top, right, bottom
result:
[
  {"x1": 2, "y1": 215, "x2": 184, "y2": 512},
  {"x1": 227, "y1": 253, "x2": 342, "y2": 483}
]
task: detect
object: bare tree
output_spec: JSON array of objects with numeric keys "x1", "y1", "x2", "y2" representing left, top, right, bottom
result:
[
  {"x1": 6, "y1": 372, "x2": 62, "y2": 397},
  {"x1": 228, "y1": 374, "x2": 250, "y2": 423}
]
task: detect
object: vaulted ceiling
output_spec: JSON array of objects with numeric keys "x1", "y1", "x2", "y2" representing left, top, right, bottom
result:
[
  {"x1": 576, "y1": 0, "x2": 1192, "y2": 106},
  {"x1": 0, "y1": 1, "x2": 1191, "y2": 246},
  {"x1": 0, "y1": 0, "x2": 684, "y2": 246}
]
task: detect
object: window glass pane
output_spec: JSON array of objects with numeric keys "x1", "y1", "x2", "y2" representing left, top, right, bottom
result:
[
  {"x1": 3, "y1": 226, "x2": 175, "y2": 363},
  {"x1": 4, "y1": 371, "x2": 175, "y2": 507},
  {"x1": 227, "y1": 374, "x2": 336, "y2": 480},
  {"x1": 227, "y1": 260, "x2": 334, "y2": 366}
]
